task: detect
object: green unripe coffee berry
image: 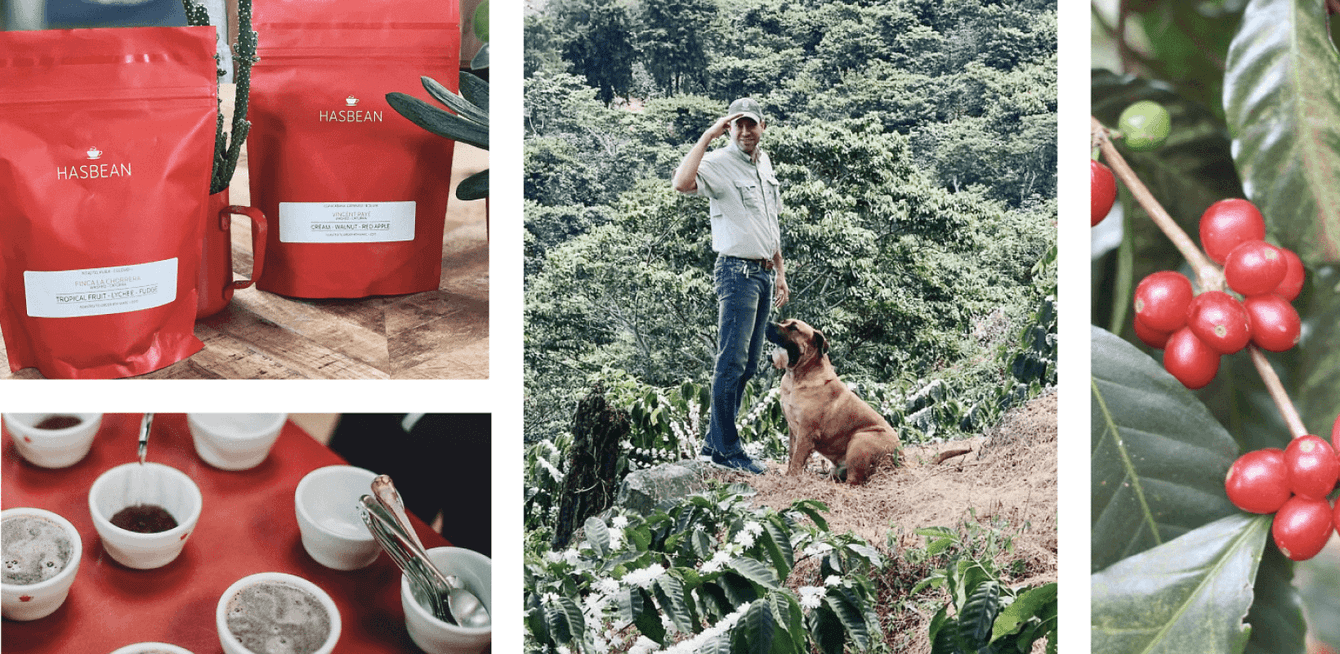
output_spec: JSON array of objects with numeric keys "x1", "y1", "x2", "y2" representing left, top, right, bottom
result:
[{"x1": 1119, "y1": 100, "x2": 1171, "y2": 151}]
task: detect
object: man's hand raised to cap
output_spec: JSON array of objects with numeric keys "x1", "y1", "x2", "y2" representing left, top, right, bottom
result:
[{"x1": 707, "y1": 112, "x2": 746, "y2": 140}]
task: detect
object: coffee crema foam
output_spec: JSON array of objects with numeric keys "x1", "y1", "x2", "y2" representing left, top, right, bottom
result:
[
  {"x1": 2, "y1": 515, "x2": 73, "y2": 585},
  {"x1": 226, "y1": 581, "x2": 331, "y2": 654}
]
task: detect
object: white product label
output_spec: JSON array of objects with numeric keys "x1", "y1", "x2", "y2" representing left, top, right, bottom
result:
[
  {"x1": 24, "y1": 259, "x2": 177, "y2": 318},
  {"x1": 278, "y1": 202, "x2": 416, "y2": 243}
]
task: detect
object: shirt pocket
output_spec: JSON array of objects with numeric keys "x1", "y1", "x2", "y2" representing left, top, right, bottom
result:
[
  {"x1": 733, "y1": 179, "x2": 765, "y2": 211},
  {"x1": 762, "y1": 174, "x2": 780, "y2": 211}
]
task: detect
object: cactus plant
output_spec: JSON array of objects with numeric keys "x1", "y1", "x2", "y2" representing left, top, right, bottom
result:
[
  {"x1": 182, "y1": 0, "x2": 256, "y2": 195},
  {"x1": 386, "y1": 72, "x2": 490, "y2": 201}
]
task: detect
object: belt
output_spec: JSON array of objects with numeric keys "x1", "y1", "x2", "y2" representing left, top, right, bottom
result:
[{"x1": 724, "y1": 255, "x2": 774, "y2": 270}]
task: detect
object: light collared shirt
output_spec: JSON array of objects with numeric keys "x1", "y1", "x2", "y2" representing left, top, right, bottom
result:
[{"x1": 694, "y1": 141, "x2": 782, "y2": 260}]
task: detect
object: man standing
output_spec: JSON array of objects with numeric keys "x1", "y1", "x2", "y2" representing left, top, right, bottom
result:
[{"x1": 672, "y1": 98, "x2": 789, "y2": 474}]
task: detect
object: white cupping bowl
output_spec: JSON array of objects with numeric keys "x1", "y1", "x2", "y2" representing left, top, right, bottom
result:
[
  {"x1": 3, "y1": 413, "x2": 102, "y2": 468},
  {"x1": 107, "y1": 643, "x2": 195, "y2": 654},
  {"x1": 1, "y1": 507, "x2": 83, "y2": 621},
  {"x1": 187, "y1": 413, "x2": 287, "y2": 471},
  {"x1": 88, "y1": 463, "x2": 202, "y2": 570},
  {"x1": 216, "y1": 572, "x2": 340, "y2": 654},
  {"x1": 400, "y1": 547, "x2": 491, "y2": 654},
  {"x1": 294, "y1": 465, "x2": 380, "y2": 570}
]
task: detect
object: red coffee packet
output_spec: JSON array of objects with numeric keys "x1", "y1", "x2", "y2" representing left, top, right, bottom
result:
[
  {"x1": 249, "y1": 0, "x2": 460, "y2": 299},
  {"x1": 0, "y1": 27, "x2": 218, "y2": 379}
]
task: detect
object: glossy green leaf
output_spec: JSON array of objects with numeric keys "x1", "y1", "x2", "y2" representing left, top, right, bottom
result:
[
  {"x1": 823, "y1": 590, "x2": 870, "y2": 650},
  {"x1": 729, "y1": 557, "x2": 780, "y2": 590},
  {"x1": 653, "y1": 575, "x2": 696, "y2": 635},
  {"x1": 617, "y1": 584, "x2": 644, "y2": 623},
  {"x1": 385, "y1": 92, "x2": 489, "y2": 149},
  {"x1": 992, "y1": 582, "x2": 1057, "y2": 642},
  {"x1": 1224, "y1": 0, "x2": 1340, "y2": 265},
  {"x1": 1297, "y1": 269, "x2": 1340, "y2": 433},
  {"x1": 1243, "y1": 544, "x2": 1305, "y2": 654},
  {"x1": 737, "y1": 599, "x2": 774, "y2": 654},
  {"x1": 585, "y1": 516, "x2": 610, "y2": 557},
  {"x1": 1091, "y1": 514, "x2": 1270, "y2": 654},
  {"x1": 1297, "y1": 547, "x2": 1340, "y2": 652},
  {"x1": 421, "y1": 75, "x2": 489, "y2": 126},
  {"x1": 1091, "y1": 326, "x2": 1239, "y2": 571},
  {"x1": 958, "y1": 580, "x2": 1001, "y2": 649},
  {"x1": 457, "y1": 170, "x2": 489, "y2": 201}
]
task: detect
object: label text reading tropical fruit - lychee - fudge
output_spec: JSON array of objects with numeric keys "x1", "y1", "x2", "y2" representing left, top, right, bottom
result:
[
  {"x1": 24, "y1": 259, "x2": 177, "y2": 318},
  {"x1": 278, "y1": 202, "x2": 416, "y2": 243}
]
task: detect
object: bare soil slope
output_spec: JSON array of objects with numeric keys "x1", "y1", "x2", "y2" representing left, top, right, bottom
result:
[{"x1": 710, "y1": 389, "x2": 1058, "y2": 651}]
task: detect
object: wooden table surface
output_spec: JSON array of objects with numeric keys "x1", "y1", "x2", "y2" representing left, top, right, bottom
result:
[{"x1": 2, "y1": 84, "x2": 489, "y2": 380}]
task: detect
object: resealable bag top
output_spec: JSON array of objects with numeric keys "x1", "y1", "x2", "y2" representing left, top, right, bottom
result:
[
  {"x1": 248, "y1": 0, "x2": 460, "y2": 299},
  {"x1": 0, "y1": 26, "x2": 218, "y2": 379}
]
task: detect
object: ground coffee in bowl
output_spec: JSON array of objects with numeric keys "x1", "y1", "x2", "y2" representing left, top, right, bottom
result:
[
  {"x1": 247, "y1": 0, "x2": 459, "y2": 299},
  {"x1": 225, "y1": 580, "x2": 332, "y2": 654},
  {"x1": 0, "y1": 26, "x2": 218, "y2": 378}
]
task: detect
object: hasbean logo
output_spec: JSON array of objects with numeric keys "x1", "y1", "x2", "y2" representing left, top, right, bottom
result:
[
  {"x1": 320, "y1": 94, "x2": 383, "y2": 123},
  {"x1": 58, "y1": 146, "x2": 130, "y2": 180}
]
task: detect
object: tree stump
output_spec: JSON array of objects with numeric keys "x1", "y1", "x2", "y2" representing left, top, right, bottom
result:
[{"x1": 551, "y1": 383, "x2": 629, "y2": 549}]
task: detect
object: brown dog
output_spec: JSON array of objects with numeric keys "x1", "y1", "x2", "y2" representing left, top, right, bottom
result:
[{"x1": 766, "y1": 319, "x2": 902, "y2": 484}]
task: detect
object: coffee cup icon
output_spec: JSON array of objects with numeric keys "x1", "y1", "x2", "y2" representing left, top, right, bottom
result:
[
  {"x1": 345, "y1": 96, "x2": 359, "y2": 107},
  {"x1": 86, "y1": 147, "x2": 103, "y2": 160}
]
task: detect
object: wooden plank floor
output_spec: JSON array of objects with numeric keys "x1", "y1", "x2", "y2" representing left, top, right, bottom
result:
[{"x1": 1, "y1": 84, "x2": 488, "y2": 380}]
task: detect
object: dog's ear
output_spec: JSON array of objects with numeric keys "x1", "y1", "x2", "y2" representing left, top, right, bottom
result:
[{"x1": 814, "y1": 329, "x2": 828, "y2": 355}]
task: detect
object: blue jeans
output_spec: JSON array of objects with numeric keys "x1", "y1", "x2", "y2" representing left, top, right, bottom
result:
[{"x1": 705, "y1": 255, "x2": 774, "y2": 460}]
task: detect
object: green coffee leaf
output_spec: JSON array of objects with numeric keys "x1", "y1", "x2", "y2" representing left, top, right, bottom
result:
[
  {"x1": 1243, "y1": 545, "x2": 1306, "y2": 654},
  {"x1": 1091, "y1": 326, "x2": 1239, "y2": 572},
  {"x1": 1091, "y1": 514, "x2": 1269, "y2": 654},
  {"x1": 1224, "y1": 0, "x2": 1340, "y2": 266},
  {"x1": 585, "y1": 516, "x2": 610, "y2": 557},
  {"x1": 992, "y1": 582, "x2": 1057, "y2": 642}
]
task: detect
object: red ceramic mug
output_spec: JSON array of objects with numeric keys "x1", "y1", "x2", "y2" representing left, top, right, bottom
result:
[{"x1": 197, "y1": 190, "x2": 267, "y2": 319}]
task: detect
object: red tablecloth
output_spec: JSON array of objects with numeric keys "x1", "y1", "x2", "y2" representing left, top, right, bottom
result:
[{"x1": 1, "y1": 414, "x2": 450, "y2": 654}]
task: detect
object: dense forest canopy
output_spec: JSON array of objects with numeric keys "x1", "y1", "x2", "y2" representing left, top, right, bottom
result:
[{"x1": 525, "y1": 0, "x2": 1058, "y2": 443}]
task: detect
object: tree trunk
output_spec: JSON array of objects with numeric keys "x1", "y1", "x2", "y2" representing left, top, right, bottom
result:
[{"x1": 551, "y1": 383, "x2": 630, "y2": 549}]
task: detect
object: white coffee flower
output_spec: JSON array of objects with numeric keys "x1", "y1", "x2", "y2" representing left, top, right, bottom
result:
[
  {"x1": 596, "y1": 577, "x2": 620, "y2": 594},
  {"x1": 798, "y1": 586, "x2": 825, "y2": 609},
  {"x1": 612, "y1": 515, "x2": 629, "y2": 529},
  {"x1": 623, "y1": 564, "x2": 666, "y2": 589},
  {"x1": 700, "y1": 550, "x2": 731, "y2": 573},
  {"x1": 563, "y1": 548, "x2": 580, "y2": 565},
  {"x1": 825, "y1": 575, "x2": 842, "y2": 587},
  {"x1": 629, "y1": 635, "x2": 660, "y2": 654}
]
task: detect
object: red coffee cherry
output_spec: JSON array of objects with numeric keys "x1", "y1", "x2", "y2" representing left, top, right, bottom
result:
[
  {"x1": 1224, "y1": 448, "x2": 1291, "y2": 514},
  {"x1": 1092, "y1": 160, "x2": 1117, "y2": 227},
  {"x1": 1284, "y1": 435, "x2": 1340, "y2": 500},
  {"x1": 1134, "y1": 271, "x2": 1194, "y2": 333},
  {"x1": 1133, "y1": 317, "x2": 1171, "y2": 349},
  {"x1": 1186, "y1": 291, "x2": 1251, "y2": 355},
  {"x1": 1243, "y1": 294, "x2": 1302, "y2": 352},
  {"x1": 1225, "y1": 241, "x2": 1287, "y2": 297},
  {"x1": 1200, "y1": 199, "x2": 1266, "y2": 264},
  {"x1": 1335, "y1": 497, "x2": 1340, "y2": 540},
  {"x1": 1274, "y1": 247, "x2": 1305, "y2": 301},
  {"x1": 1163, "y1": 327, "x2": 1220, "y2": 389},
  {"x1": 1272, "y1": 496, "x2": 1335, "y2": 561}
]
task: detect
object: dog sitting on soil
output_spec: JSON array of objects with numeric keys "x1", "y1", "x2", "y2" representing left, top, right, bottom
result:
[{"x1": 766, "y1": 318, "x2": 902, "y2": 485}]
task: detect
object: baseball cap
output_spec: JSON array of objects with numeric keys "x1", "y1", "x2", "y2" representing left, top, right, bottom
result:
[{"x1": 728, "y1": 98, "x2": 764, "y2": 125}]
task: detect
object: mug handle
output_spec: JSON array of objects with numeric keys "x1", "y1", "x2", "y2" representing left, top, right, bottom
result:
[{"x1": 221, "y1": 205, "x2": 267, "y2": 292}]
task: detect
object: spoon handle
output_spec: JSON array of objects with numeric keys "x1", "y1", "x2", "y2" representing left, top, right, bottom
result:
[
  {"x1": 371, "y1": 474, "x2": 427, "y2": 551},
  {"x1": 137, "y1": 413, "x2": 154, "y2": 465}
]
